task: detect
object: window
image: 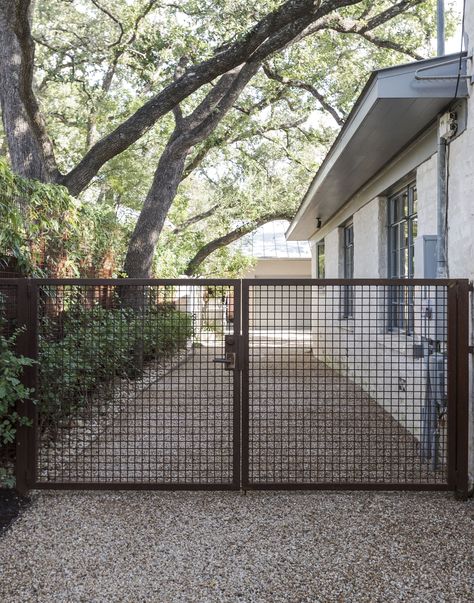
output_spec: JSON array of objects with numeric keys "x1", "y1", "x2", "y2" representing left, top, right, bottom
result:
[
  {"x1": 343, "y1": 223, "x2": 354, "y2": 317},
  {"x1": 316, "y1": 241, "x2": 325, "y2": 278},
  {"x1": 388, "y1": 182, "x2": 417, "y2": 331}
]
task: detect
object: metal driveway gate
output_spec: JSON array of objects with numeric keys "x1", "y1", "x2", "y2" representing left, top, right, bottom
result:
[
  {"x1": 241, "y1": 279, "x2": 469, "y2": 496},
  {"x1": 0, "y1": 278, "x2": 469, "y2": 495},
  {"x1": 10, "y1": 279, "x2": 241, "y2": 491}
]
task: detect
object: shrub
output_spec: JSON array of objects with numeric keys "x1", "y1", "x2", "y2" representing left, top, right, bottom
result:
[
  {"x1": 38, "y1": 304, "x2": 193, "y2": 426},
  {"x1": 0, "y1": 330, "x2": 35, "y2": 487}
]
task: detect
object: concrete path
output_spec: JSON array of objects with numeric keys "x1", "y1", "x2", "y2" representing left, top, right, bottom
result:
[{"x1": 0, "y1": 490, "x2": 473, "y2": 602}]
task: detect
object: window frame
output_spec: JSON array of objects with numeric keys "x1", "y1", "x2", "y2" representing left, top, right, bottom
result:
[
  {"x1": 387, "y1": 181, "x2": 418, "y2": 333},
  {"x1": 316, "y1": 240, "x2": 325, "y2": 278},
  {"x1": 342, "y1": 222, "x2": 354, "y2": 318}
]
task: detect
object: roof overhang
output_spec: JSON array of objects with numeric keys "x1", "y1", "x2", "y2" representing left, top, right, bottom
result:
[{"x1": 287, "y1": 53, "x2": 468, "y2": 241}]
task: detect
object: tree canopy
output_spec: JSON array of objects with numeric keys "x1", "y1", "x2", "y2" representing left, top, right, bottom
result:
[{"x1": 0, "y1": 0, "x2": 457, "y2": 277}]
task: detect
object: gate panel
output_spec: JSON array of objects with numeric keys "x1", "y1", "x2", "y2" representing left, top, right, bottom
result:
[
  {"x1": 31, "y1": 279, "x2": 240, "y2": 489},
  {"x1": 242, "y1": 279, "x2": 467, "y2": 491}
]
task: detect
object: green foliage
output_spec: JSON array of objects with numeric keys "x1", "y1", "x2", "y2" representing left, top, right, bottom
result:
[
  {"x1": 38, "y1": 304, "x2": 193, "y2": 425},
  {"x1": 0, "y1": 332, "x2": 34, "y2": 442},
  {"x1": 0, "y1": 297, "x2": 36, "y2": 487},
  {"x1": 0, "y1": 159, "x2": 127, "y2": 276},
  {"x1": 5, "y1": 0, "x2": 461, "y2": 276},
  {"x1": 0, "y1": 157, "x2": 76, "y2": 275}
]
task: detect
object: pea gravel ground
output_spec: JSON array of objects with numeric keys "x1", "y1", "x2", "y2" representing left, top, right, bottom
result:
[{"x1": 0, "y1": 490, "x2": 473, "y2": 602}]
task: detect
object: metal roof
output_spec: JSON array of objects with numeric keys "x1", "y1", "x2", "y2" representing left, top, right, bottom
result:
[
  {"x1": 287, "y1": 52, "x2": 468, "y2": 241},
  {"x1": 239, "y1": 220, "x2": 311, "y2": 259}
]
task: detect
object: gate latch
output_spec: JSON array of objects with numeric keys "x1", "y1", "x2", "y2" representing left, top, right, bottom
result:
[
  {"x1": 213, "y1": 334, "x2": 239, "y2": 370},
  {"x1": 213, "y1": 352, "x2": 236, "y2": 370}
]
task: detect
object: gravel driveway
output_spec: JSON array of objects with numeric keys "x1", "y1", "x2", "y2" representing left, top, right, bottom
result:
[
  {"x1": 37, "y1": 330, "x2": 441, "y2": 487},
  {"x1": 0, "y1": 490, "x2": 473, "y2": 602}
]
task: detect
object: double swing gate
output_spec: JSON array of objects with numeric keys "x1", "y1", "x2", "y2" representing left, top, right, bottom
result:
[{"x1": 0, "y1": 278, "x2": 469, "y2": 496}]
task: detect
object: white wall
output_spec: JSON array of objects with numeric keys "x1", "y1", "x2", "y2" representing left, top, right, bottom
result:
[
  {"x1": 353, "y1": 197, "x2": 387, "y2": 278},
  {"x1": 244, "y1": 258, "x2": 313, "y2": 330},
  {"x1": 416, "y1": 154, "x2": 438, "y2": 240},
  {"x1": 445, "y1": 1, "x2": 474, "y2": 477},
  {"x1": 244, "y1": 258, "x2": 311, "y2": 279},
  {"x1": 305, "y1": 7, "x2": 474, "y2": 480},
  {"x1": 322, "y1": 229, "x2": 340, "y2": 278}
]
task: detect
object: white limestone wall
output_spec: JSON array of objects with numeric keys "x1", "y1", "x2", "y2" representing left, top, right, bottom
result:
[
  {"x1": 416, "y1": 154, "x2": 437, "y2": 242},
  {"x1": 321, "y1": 229, "x2": 341, "y2": 278},
  {"x1": 447, "y1": 0, "x2": 474, "y2": 282},
  {"x1": 445, "y1": 2, "x2": 474, "y2": 477},
  {"x1": 353, "y1": 197, "x2": 387, "y2": 278}
]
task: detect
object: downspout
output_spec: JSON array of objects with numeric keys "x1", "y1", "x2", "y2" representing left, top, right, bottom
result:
[
  {"x1": 436, "y1": 136, "x2": 448, "y2": 278},
  {"x1": 436, "y1": 0, "x2": 447, "y2": 279}
]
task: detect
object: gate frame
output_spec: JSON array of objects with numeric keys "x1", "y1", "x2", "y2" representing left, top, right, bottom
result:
[
  {"x1": 13, "y1": 278, "x2": 242, "y2": 493},
  {"x1": 240, "y1": 277, "x2": 470, "y2": 497},
  {"x1": 2, "y1": 277, "x2": 469, "y2": 495}
]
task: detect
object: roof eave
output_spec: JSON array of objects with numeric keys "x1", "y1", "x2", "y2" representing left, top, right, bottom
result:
[{"x1": 286, "y1": 52, "x2": 468, "y2": 242}]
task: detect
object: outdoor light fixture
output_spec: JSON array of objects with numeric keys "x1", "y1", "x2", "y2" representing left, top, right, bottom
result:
[{"x1": 316, "y1": 217, "x2": 322, "y2": 229}]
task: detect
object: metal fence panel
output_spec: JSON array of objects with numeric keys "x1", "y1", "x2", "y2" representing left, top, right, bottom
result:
[
  {"x1": 0, "y1": 277, "x2": 468, "y2": 494},
  {"x1": 29, "y1": 279, "x2": 240, "y2": 489},
  {"x1": 241, "y1": 279, "x2": 468, "y2": 492}
]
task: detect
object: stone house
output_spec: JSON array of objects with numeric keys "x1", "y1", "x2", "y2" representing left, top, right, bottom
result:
[{"x1": 287, "y1": 5, "x2": 474, "y2": 480}]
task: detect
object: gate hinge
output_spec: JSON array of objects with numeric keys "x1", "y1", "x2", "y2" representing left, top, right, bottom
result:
[
  {"x1": 468, "y1": 282, "x2": 474, "y2": 293},
  {"x1": 468, "y1": 345, "x2": 474, "y2": 354}
]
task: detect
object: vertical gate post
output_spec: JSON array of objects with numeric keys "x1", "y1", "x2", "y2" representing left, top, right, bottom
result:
[
  {"x1": 232, "y1": 282, "x2": 242, "y2": 490},
  {"x1": 240, "y1": 280, "x2": 250, "y2": 490},
  {"x1": 450, "y1": 280, "x2": 469, "y2": 499},
  {"x1": 15, "y1": 279, "x2": 38, "y2": 496}
]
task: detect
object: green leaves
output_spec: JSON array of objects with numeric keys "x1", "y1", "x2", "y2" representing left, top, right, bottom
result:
[
  {"x1": 0, "y1": 159, "x2": 127, "y2": 276},
  {"x1": 0, "y1": 326, "x2": 36, "y2": 486},
  {"x1": 38, "y1": 303, "x2": 193, "y2": 425}
]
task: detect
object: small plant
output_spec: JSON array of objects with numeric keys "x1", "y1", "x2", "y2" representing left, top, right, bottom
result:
[{"x1": 0, "y1": 330, "x2": 35, "y2": 487}]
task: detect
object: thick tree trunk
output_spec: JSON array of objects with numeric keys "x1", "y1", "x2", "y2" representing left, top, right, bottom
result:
[
  {"x1": 0, "y1": 1, "x2": 48, "y2": 182},
  {"x1": 123, "y1": 63, "x2": 260, "y2": 279},
  {"x1": 123, "y1": 144, "x2": 188, "y2": 278}
]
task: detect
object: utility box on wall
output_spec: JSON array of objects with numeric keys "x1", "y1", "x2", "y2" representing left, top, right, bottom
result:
[
  {"x1": 414, "y1": 235, "x2": 447, "y2": 343},
  {"x1": 414, "y1": 235, "x2": 437, "y2": 278}
]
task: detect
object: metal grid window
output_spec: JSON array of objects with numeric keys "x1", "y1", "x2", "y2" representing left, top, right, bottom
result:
[
  {"x1": 316, "y1": 241, "x2": 325, "y2": 278},
  {"x1": 342, "y1": 224, "x2": 354, "y2": 318},
  {"x1": 388, "y1": 183, "x2": 418, "y2": 332}
]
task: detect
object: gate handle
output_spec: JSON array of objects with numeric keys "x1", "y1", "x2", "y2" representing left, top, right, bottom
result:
[{"x1": 213, "y1": 353, "x2": 236, "y2": 370}]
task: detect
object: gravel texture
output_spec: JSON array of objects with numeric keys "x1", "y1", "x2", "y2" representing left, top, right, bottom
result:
[
  {"x1": 0, "y1": 490, "x2": 473, "y2": 602},
  {"x1": 38, "y1": 343, "x2": 195, "y2": 481},
  {"x1": 0, "y1": 490, "x2": 29, "y2": 535},
  {"x1": 37, "y1": 331, "x2": 440, "y2": 486}
]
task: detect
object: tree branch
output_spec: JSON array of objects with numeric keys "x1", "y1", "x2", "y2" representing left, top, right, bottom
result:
[
  {"x1": 353, "y1": 30, "x2": 424, "y2": 60},
  {"x1": 89, "y1": 0, "x2": 124, "y2": 48},
  {"x1": 172, "y1": 204, "x2": 220, "y2": 234},
  {"x1": 182, "y1": 116, "x2": 303, "y2": 180},
  {"x1": 60, "y1": 0, "x2": 363, "y2": 195},
  {"x1": 184, "y1": 211, "x2": 295, "y2": 276},
  {"x1": 173, "y1": 62, "x2": 261, "y2": 153},
  {"x1": 361, "y1": 0, "x2": 425, "y2": 33},
  {"x1": 263, "y1": 64, "x2": 345, "y2": 125}
]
